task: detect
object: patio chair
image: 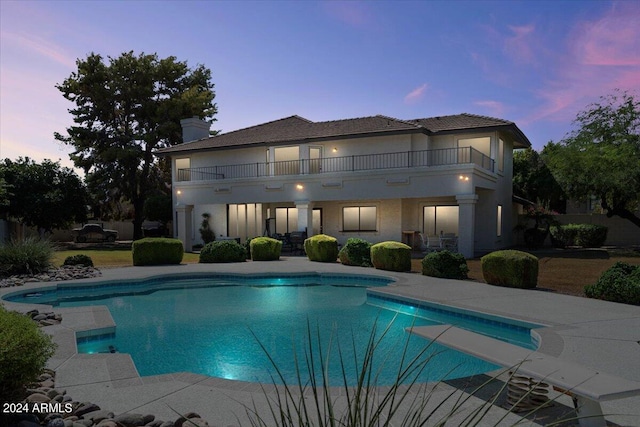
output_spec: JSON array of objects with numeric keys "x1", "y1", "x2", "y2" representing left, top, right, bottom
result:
[
  {"x1": 440, "y1": 233, "x2": 458, "y2": 252},
  {"x1": 288, "y1": 231, "x2": 307, "y2": 255},
  {"x1": 419, "y1": 233, "x2": 442, "y2": 253}
]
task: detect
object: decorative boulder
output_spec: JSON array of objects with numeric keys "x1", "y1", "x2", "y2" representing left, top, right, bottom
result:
[
  {"x1": 132, "y1": 238, "x2": 184, "y2": 266},
  {"x1": 481, "y1": 250, "x2": 539, "y2": 289},
  {"x1": 250, "y1": 237, "x2": 282, "y2": 261},
  {"x1": 304, "y1": 234, "x2": 339, "y2": 262},
  {"x1": 370, "y1": 241, "x2": 412, "y2": 272}
]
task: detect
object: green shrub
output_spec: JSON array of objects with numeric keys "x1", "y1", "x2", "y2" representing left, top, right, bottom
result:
[
  {"x1": 550, "y1": 224, "x2": 608, "y2": 248},
  {"x1": 421, "y1": 250, "x2": 468, "y2": 279},
  {"x1": 0, "y1": 237, "x2": 54, "y2": 277},
  {"x1": 0, "y1": 306, "x2": 57, "y2": 402},
  {"x1": 585, "y1": 261, "x2": 640, "y2": 305},
  {"x1": 199, "y1": 240, "x2": 246, "y2": 263},
  {"x1": 63, "y1": 254, "x2": 94, "y2": 267},
  {"x1": 370, "y1": 241, "x2": 411, "y2": 272},
  {"x1": 199, "y1": 212, "x2": 215, "y2": 244},
  {"x1": 304, "y1": 234, "x2": 339, "y2": 263},
  {"x1": 250, "y1": 237, "x2": 282, "y2": 261},
  {"x1": 338, "y1": 238, "x2": 372, "y2": 267},
  {"x1": 244, "y1": 237, "x2": 259, "y2": 260},
  {"x1": 132, "y1": 237, "x2": 184, "y2": 266},
  {"x1": 481, "y1": 250, "x2": 539, "y2": 289}
]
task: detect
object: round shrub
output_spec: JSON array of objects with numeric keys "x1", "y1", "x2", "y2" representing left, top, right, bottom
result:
[
  {"x1": 132, "y1": 237, "x2": 184, "y2": 266},
  {"x1": 481, "y1": 250, "x2": 539, "y2": 289},
  {"x1": 244, "y1": 237, "x2": 259, "y2": 260},
  {"x1": 370, "y1": 241, "x2": 411, "y2": 272},
  {"x1": 584, "y1": 261, "x2": 640, "y2": 305},
  {"x1": 338, "y1": 238, "x2": 372, "y2": 267},
  {"x1": 0, "y1": 306, "x2": 56, "y2": 402},
  {"x1": 304, "y1": 234, "x2": 339, "y2": 263},
  {"x1": 63, "y1": 254, "x2": 94, "y2": 267},
  {"x1": 250, "y1": 237, "x2": 282, "y2": 261},
  {"x1": 199, "y1": 240, "x2": 246, "y2": 263},
  {"x1": 421, "y1": 250, "x2": 468, "y2": 279}
]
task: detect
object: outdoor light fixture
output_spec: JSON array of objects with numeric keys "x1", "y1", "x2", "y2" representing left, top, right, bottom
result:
[
  {"x1": 296, "y1": 184, "x2": 304, "y2": 190},
  {"x1": 177, "y1": 190, "x2": 182, "y2": 195},
  {"x1": 332, "y1": 147, "x2": 338, "y2": 153},
  {"x1": 458, "y1": 175, "x2": 469, "y2": 181}
]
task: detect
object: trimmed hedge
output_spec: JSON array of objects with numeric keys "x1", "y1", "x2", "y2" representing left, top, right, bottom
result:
[
  {"x1": 0, "y1": 306, "x2": 56, "y2": 402},
  {"x1": 421, "y1": 250, "x2": 468, "y2": 279},
  {"x1": 63, "y1": 254, "x2": 94, "y2": 267},
  {"x1": 250, "y1": 237, "x2": 282, "y2": 261},
  {"x1": 370, "y1": 241, "x2": 411, "y2": 272},
  {"x1": 585, "y1": 261, "x2": 640, "y2": 305},
  {"x1": 199, "y1": 240, "x2": 246, "y2": 263},
  {"x1": 132, "y1": 238, "x2": 184, "y2": 266},
  {"x1": 549, "y1": 224, "x2": 608, "y2": 248},
  {"x1": 481, "y1": 250, "x2": 539, "y2": 289},
  {"x1": 338, "y1": 238, "x2": 372, "y2": 267},
  {"x1": 304, "y1": 234, "x2": 339, "y2": 263}
]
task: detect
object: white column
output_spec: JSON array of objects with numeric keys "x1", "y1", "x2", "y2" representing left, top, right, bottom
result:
[
  {"x1": 295, "y1": 200, "x2": 314, "y2": 236},
  {"x1": 456, "y1": 194, "x2": 478, "y2": 258},
  {"x1": 176, "y1": 204, "x2": 193, "y2": 252}
]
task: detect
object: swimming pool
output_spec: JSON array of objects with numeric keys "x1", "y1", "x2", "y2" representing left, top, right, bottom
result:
[{"x1": 5, "y1": 273, "x2": 540, "y2": 386}]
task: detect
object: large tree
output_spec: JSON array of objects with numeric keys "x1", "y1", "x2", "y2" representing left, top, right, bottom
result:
[
  {"x1": 513, "y1": 147, "x2": 566, "y2": 213},
  {"x1": 55, "y1": 51, "x2": 216, "y2": 239},
  {"x1": 0, "y1": 158, "x2": 89, "y2": 234},
  {"x1": 542, "y1": 91, "x2": 640, "y2": 227}
]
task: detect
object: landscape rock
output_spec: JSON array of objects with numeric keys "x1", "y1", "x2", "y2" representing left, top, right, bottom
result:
[{"x1": 114, "y1": 413, "x2": 145, "y2": 427}]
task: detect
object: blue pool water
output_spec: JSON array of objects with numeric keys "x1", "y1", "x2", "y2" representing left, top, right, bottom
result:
[{"x1": 6, "y1": 274, "x2": 539, "y2": 386}]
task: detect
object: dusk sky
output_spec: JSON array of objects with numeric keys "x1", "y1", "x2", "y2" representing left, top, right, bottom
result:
[{"x1": 1, "y1": 0, "x2": 639, "y2": 172}]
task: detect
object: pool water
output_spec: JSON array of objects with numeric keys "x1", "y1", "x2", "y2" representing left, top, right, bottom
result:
[{"x1": 6, "y1": 274, "x2": 538, "y2": 386}]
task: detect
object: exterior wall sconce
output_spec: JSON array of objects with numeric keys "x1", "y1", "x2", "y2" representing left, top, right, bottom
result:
[
  {"x1": 176, "y1": 190, "x2": 182, "y2": 195},
  {"x1": 296, "y1": 184, "x2": 304, "y2": 190},
  {"x1": 332, "y1": 147, "x2": 338, "y2": 153},
  {"x1": 458, "y1": 175, "x2": 469, "y2": 181}
]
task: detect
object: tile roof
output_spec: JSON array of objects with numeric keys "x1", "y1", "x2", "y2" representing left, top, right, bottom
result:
[{"x1": 157, "y1": 112, "x2": 530, "y2": 155}]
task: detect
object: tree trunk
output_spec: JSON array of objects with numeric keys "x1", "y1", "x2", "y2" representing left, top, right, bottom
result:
[
  {"x1": 605, "y1": 205, "x2": 640, "y2": 228},
  {"x1": 132, "y1": 198, "x2": 145, "y2": 240}
]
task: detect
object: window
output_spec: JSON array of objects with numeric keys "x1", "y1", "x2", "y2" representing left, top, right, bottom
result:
[
  {"x1": 228, "y1": 203, "x2": 263, "y2": 241},
  {"x1": 458, "y1": 137, "x2": 491, "y2": 169},
  {"x1": 275, "y1": 207, "x2": 298, "y2": 234},
  {"x1": 498, "y1": 139, "x2": 504, "y2": 172},
  {"x1": 497, "y1": 205, "x2": 503, "y2": 237},
  {"x1": 423, "y1": 206, "x2": 459, "y2": 236},
  {"x1": 274, "y1": 146, "x2": 300, "y2": 175},
  {"x1": 176, "y1": 158, "x2": 190, "y2": 181},
  {"x1": 343, "y1": 206, "x2": 377, "y2": 231}
]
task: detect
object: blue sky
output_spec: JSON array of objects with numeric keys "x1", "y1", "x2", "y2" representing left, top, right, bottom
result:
[{"x1": 1, "y1": 0, "x2": 638, "y2": 171}]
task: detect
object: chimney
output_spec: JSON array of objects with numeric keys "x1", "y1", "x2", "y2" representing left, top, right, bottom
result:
[{"x1": 180, "y1": 117, "x2": 211, "y2": 143}]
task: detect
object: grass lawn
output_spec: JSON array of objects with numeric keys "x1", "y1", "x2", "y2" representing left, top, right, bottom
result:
[
  {"x1": 54, "y1": 248, "x2": 640, "y2": 298},
  {"x1": 53, "y1": 249, "x2": 200, "y2": 267}
]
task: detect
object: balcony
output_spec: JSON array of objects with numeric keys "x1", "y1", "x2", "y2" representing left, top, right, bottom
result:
[{"x1": 176, "y1": 147, "x2": 494, "y2": 182}]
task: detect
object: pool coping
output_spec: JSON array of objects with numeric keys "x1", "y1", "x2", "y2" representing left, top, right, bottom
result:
[{"x1": 1, "y1": 258, "x2": 639, "y2": 425}]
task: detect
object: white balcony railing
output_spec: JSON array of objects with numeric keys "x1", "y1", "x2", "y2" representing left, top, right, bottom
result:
[{"x1": 176, "y1": 147, "x2": 494, "y2": 182}]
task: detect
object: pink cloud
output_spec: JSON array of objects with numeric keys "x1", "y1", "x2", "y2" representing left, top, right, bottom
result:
[
  {"x1": 404, "y1": 83, "x2": 428, "y2": 104},
  {"x1": 323, "y1": 1, "x2": 375, "y2": 28},
  {"x1": 520, "y1": 2, "x2": 640, "y2": 127},
  {"x1": 473, "y1": 100, "x2": 505, "y2": 117},
  {"x1": 0, "y1": 31, "x2": 76, "y2": 69},
  {"x1": 504, "y1": 24, "x2": 536, "y2": 64}
]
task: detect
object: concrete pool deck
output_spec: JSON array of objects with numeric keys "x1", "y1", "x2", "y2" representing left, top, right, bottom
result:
[{"x1": 1, "y1": 257, "x2": 639, "y2": 426}]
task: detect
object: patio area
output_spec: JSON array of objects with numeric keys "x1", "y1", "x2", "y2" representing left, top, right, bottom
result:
[{"x1": 1, "y1": 258, "x2": 639, "y2": 426}]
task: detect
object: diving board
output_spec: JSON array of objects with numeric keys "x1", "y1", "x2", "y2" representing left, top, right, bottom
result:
[{"x1": 409, "y1": 324, "x2": 640, "y2": 427}]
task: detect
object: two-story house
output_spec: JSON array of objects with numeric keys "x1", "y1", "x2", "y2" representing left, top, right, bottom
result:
[{"x1": 157, "y1": 113, "x2": 531, "y2": 258}]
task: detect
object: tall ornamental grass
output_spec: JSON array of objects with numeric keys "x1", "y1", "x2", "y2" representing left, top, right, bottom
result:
[
  {"x1": 242, "y1": 317, "x2": 579, "y2": 426},
  {"x1": 0, "y1": 237, "x2": 54, "y2": 276}
]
